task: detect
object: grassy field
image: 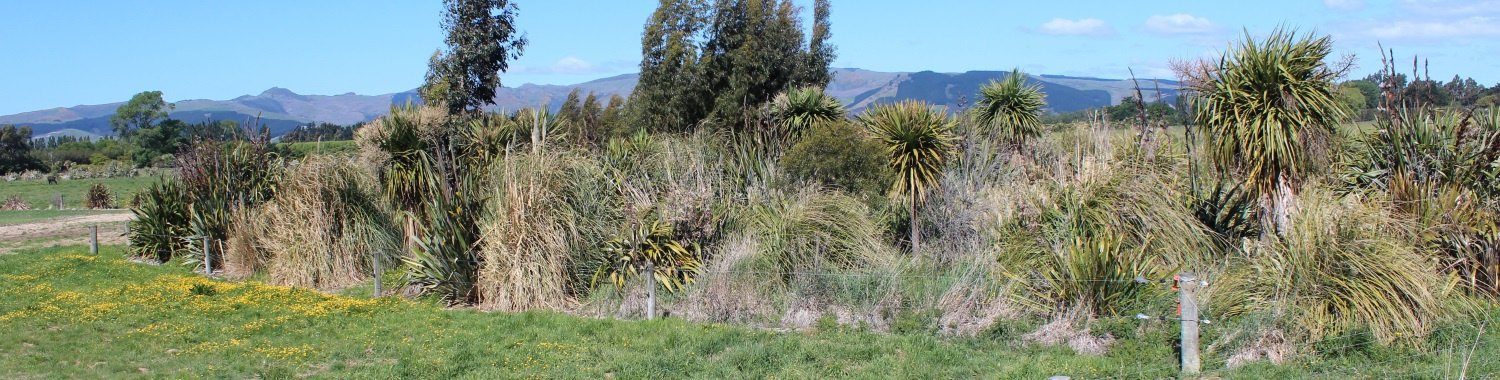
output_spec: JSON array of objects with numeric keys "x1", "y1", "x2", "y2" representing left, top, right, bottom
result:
[
  {"x1": 279, "y1": 140, "x2": 358, "y2": 159},
  {"x1": 3, "y1": 245, "x2": 1500, "y2": 379},
  {"x1": 0, "y1": 176, "x2": 161, "y2": 210},
  {"x1": 0, "y1": 209, "x2": 131, "y2": 226}
]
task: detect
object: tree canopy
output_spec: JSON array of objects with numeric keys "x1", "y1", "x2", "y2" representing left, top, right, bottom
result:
[
  {"x1": 628, "y1": 0, "x2": 836, "y2": 134},
  {"x1": 110, "y1": 91, "x2": 172, "y2": 138},
  {"x1": 424, "y1": 0, "x2": 528, "y2": 115},
  {"x1": 0, "y1": 125, "x2": 44, "y2": 174}
]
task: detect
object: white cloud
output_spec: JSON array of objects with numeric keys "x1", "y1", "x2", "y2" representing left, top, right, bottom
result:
[
  {"x1": 1397, "y1": 0, "x2": 1500, "y2": 16},
  {"x1": 1037, "y1": 18, "x2": 1114, "y2": 36},
  {"x1": 1325, "y1": 0, "x2": 1366, "y2": 11},
  {"x1": 1142, "y1": 14, "x2": 1218, "y2": 35},
  {"x1": 1367, "y1": 16, "x2": 1500, "y2": 38},
  {"x1": 511, "y1": 57, "x2": 619, "y2": 75}
]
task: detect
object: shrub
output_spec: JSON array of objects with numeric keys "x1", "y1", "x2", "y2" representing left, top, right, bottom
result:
[
  {"x1": 85, "y1": 182, "x2": 114, "y2": 209},
  {"x1": 778, "y1": 121, "x2": 891, "y2": 201},
  {"x1": 595, "y1": 218, "x2": 702, "y2": 293},
  {"x1": 736, "y1": 188, "x2": 893, "y2": 281}
]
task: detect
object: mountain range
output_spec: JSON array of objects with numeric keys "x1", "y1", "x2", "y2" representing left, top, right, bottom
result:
[{"x1": 3, "y1": 68, "x2": 1179, "y2": 139}]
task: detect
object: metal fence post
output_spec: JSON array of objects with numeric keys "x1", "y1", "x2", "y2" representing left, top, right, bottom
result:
[{"x1": 1180, "y1": 272, "x2": 1201, "y2": 375}]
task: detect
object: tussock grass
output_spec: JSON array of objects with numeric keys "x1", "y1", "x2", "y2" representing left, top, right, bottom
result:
[
  {"x1": 251, "y1": 156, "x2": 397, "y2": 290},
  {"x1": 476, "y1": 150, "x2": 579, "y2": 312},
  {"x1": 1242, "y1": 186, "x2": 1455, "y2": 344}
]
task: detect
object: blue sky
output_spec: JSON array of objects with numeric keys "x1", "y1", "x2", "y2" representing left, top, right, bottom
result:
[{"x1": 1, "y1": 0, "x2": 1496, "y2": 115}]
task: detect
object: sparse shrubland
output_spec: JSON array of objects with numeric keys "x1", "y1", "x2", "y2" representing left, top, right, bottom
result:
[{"x1": 80, "y1": 5, "x2": 1500, "y2": 376}]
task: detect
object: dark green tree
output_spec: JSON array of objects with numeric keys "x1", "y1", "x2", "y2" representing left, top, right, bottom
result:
[
  {"x1": 1344, "y1": 79, "x2": 1381, "y2": 109},
  {"x1": 110, "y1": 91, "x2": 172, "y2": 138},
  {"x1": 426, "y1": 0, "x2": 528, "y2": 115},
  {"x1": 794, "y1": 0, "x2": 834, "y2": 88},
  {"x1": 601, "y1": 94, "x2": 627, "y2": 137},
  {"x1": 0, "y1": 125, "x2": 44, "y2": 174},
  {"x1": 557, "y1": 88, "x2": 584, "y2": 125},
  {"x1": 580, "y1": 91, "x2": 604, "y2": 146},
  {"x1": 131, "y1": 119, "x2": 188, "y2": 167},
  {"x1": 629, "y1": 0, "x2": 710, "y2": 133},
  {"x1": 628, "y1": 0, "x2": 836, "y2": 133}
]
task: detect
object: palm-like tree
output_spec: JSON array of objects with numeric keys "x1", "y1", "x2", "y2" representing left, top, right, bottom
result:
[
  {"x1": 859, "y1": 100, "x2": 958, "y2": 257},
  {"x1": 766, "y1": 87, "x2": 846, "y2": 143},
  {"x1": 1189, "y1": 28, "x2": 1348, "y2": 236},
  {"x1": 972, "y1": 68, "x2": 1047, "y2": 146}
]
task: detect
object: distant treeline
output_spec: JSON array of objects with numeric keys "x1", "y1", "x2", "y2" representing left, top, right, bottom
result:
[{"x1": 279, "y1": 122, "x2": 364, "y2": 143}]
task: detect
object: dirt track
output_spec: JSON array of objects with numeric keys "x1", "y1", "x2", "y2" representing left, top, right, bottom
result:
[{"x1": 0, "y1": 212, "x2": 135, "y2": 254}]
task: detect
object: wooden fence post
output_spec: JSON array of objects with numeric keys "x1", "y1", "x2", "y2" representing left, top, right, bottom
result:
[
  {"x1": 372, "y1": 251, "x2": 382, "y2": 297},
  {"x1": 645, "y1": 262, "x2": 656, "y2": 320},
  {"x1": 1180, "y1": 272, "x2": 1201, "y2": 375},
  {"x1": 90, "y1": 225, "x2": 98, "y2": 255},
  {"x1": 202, "y1": 235, "x2": 212, "y2": 276}
]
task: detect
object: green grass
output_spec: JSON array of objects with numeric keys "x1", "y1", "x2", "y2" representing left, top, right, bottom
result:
[
  {"x1": 279, "y1": 140, "x2": 358, "y2": 159},
  {"x1": 0, "y1": 209, "x2": 130, "y2": 226},
  {"x1": 0, "y1": 176, "x2": 162, "y2": 209},
  {"x1": 3, "y1": 247, "x2": 1500, "y2": 379}
]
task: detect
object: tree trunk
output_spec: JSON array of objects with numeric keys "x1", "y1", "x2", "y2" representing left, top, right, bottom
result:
[
  {"x1": 910, "y1": 181, "x2": 921, "y2": 261},
  {"x1": 1261, "y1": 175, "x2": 1297, "y2": 239}
]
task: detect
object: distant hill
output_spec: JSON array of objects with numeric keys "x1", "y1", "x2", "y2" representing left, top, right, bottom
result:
[
  {"x1": 0, "y1": 68, "x2": 1175, "y2": 138},
  {"x1": 30, "y1": 128, "x2": 102, "y2": 141}
]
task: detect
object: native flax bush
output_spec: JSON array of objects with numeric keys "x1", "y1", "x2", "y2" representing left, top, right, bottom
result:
[
  {"x1": 85, "y1": 182, "x2": 115, "y2": 209},
  {"x1": 1341, "y1": 109, "x2": 1500, "y2": 201},
  {"x1": 1388, "y1": 175, "x2": 1500, "y2": 296},
  {"x1": 860, "y1": 100, "x2": 958, "y2": 257},
  {"x1": 128, "y1": 179, "x2": 192, "y2": 262},
  {"x1": 1188, "y1": 28, "x2": 1348, "y2": 236},
  {"x1": 174, "y1": 135, "x2": 281, "y2": 271},
  {"x1": 972, "y1": 68, "x2": 1047, "y2": 147},
  {"x1": 360, "y1": 103, "x2": 448, "y2": 214},
  {"x1": 404, "y1": 186, "x2": 486, "y2": 304},
  {"x1": 1339, "y1": 109, "x2": 1500, "y2": 295}
]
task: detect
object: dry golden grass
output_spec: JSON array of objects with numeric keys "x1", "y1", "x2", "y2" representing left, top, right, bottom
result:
[
  {"x1": 476, "y1": 151, "x2": 578, "y2": 312},
  {"x1": 253, "y1": 156, "x2": 396, "y2": 290}
]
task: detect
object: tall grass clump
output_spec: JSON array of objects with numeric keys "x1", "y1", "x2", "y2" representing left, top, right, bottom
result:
[
  {"x1": 252, "y1": 156, "x2": 398, "y2": 290},
  {"x1": 996, "y1": 122, "x2": 1215, "y2": 317},
  {"x1": 476, "y1": 150, "x2": 580, "y2": 312},
  {"x1": 680, "y1": 186, "x2": 897, "y2": 324},
  {"x1": 1242, "y1": 186, "x2": 1451, "y2": 344}
]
